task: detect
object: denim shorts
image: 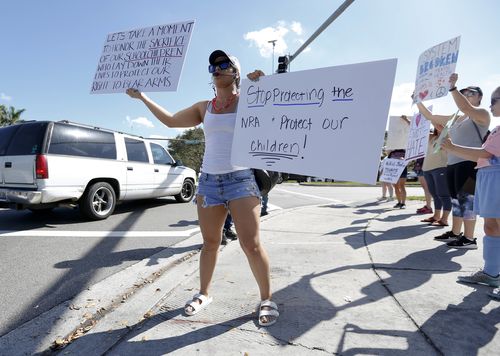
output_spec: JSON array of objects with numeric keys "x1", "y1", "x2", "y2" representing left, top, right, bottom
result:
[
  {"x1": 452, "y1": 192, "x2": 476, "y2": 220},
  {"x1": 196, "y1": 169, "x2": 261, "y2": 208}
]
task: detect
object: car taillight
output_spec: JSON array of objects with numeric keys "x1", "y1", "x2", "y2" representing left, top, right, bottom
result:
[{"x1": 36, "y1": 154, "x2": 49, "y2": 179}]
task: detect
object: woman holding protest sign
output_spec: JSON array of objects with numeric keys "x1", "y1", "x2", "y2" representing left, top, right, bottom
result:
[
  {"x1": 415, "y1": 73, "x2": 490, "y2": 249},
  {"x1": 420, "y1": 125, "x2": 451, "y2": 227},
  {"x1": 441, "y1": 86, "x2": 500, "y2": 298},
  {"x1": 126, "y1": 51, "x2": 279, "y2": 326}
]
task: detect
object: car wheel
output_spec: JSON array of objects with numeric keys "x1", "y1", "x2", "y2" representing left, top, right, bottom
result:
[
  {"x1": 79, "y1": 182, "x2": 116, "y2": 220},
  {"x1": 175, "y1": 179, "x2": 195, "y2": 203}
]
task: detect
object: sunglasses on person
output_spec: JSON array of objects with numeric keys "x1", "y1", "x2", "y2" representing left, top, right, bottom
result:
[
  {"x1": 208, "y1": 61, "x2": 232, "y2": 73},
  {"x1": 492, "y1": 97, "x2": 500, "y2": 106},
  {"x1": 461, "y1": 91, "x2": 478, "y2": 97}
]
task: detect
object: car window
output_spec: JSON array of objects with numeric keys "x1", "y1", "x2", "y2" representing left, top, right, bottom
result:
[
  {"x1": 0, "y1": 125, "x2": 20, "y2": 155},
  {"x1": 150, "y1": 143, "x2": 174, "y2": 165},
  {"x1": 4, "y1": 122, "x2": 48, "y2": 156},
  {"x1": 125, "y1": 137, "x2": 149, "y2": 163},
  {"x1": 49, "y1": 123, "x2": 116, "y2": 159}
]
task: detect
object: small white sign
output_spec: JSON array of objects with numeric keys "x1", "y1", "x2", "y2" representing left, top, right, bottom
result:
[
  {"x1": 379, "y1": 158, "x2": 408, "y2": 184},
  {"x1": 405, "y1": 109, "x2": 431, "y2": 161},
  {"x1": 90, "y1": 20, "x2": 195, "y2": 94},
  {"x1": 386, "y1": 116, "x2": 411, "y2": 150},
  {"x1": 413, "y1": 36, "x2": 460, "y2": 104},
  {"x1": 231, "y1": 59, "x2": 398, "y2": 185}
]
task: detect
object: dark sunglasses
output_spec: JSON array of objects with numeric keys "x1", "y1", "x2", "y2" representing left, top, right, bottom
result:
[
  {"x1": 492, "y1": 97, "x2": 500, "y2": 106},
  {"x1": 208, "y1": 61, "x2": 232, "y2": 73}
]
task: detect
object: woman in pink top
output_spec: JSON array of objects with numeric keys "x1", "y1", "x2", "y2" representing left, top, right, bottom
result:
[{"x1": 441, "y1": 86, "x2": 500, "y2": 299}]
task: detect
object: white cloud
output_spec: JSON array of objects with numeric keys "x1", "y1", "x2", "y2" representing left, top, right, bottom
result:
[
  {"x1": 243, "y1": 21, "x2": 306, "y2": 58},
  {"x1": 389, "y1": 82, "x2": 414, "y2": 116},
  {"x1": 1, "y1": 93, "x2": 12, "y2": 101},
  {"x1": 126, "y1": 115, "x2": 154, "y2": 128},
  {"x1": 291, "y1": 21, "x2": 303, "y2": 35}
]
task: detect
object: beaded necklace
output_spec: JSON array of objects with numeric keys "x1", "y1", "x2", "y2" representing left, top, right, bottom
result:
[{"x1": 211, "y1": 94, "x2": 237, "y2": 113}]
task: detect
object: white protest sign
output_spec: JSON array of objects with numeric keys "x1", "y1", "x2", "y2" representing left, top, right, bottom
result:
[
  {"x1": 432, "y1": 110, "x2": 460, "y2": 153},
  {"x1": 90, "y1": 20, "x2": 195, "y2": 94},
  {"x1": 413, "y1": 36, "x2": 460, "y2": 104},
  {"x1": 379, "y1": 158, "x2": 408, "y2": 184},
  {"x1": 386, "y1": 116, "x2": 410, "y2": 150},
  {"x1": 231, "y1": 59, "x2": 397, "y2": 185},
  {"x1": 405, "y1": 108, "x2": 432, "y2": 161}
]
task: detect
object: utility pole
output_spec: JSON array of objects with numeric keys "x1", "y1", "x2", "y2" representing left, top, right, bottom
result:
[
  {"x1": 288, "y1": 0, "x2": 355, "y2": 65},
  {"x1": 268, "y1": 39, "x2": 277, "y2": 73}
]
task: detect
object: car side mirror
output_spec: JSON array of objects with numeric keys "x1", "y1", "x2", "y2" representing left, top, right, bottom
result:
[{"x1": 174, "y1": 159, "x2": 183, "y2": 167}]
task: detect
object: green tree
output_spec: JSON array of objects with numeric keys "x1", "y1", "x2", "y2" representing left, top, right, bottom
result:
[
  {"x1": 168, "y1": 127, "x2": 205, "y2": 173},
  {"x1": 0, "y1": 105, "x2": 26, "y2": 127}
]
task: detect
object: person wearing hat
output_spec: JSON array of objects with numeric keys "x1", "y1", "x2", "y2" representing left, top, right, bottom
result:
[
  {"x1": 441, "y1": 86, "x2": 500, "y2": 298},
  {"x1": 415, "y1": 73, "x2": 490, "y2": 249},
  {"x1": 126, "y1": 50, "x2": 279, "y2": 327}
]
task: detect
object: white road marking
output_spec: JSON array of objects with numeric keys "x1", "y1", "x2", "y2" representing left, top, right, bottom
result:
[
  {"x1": 0, "y1": 227, "x2": 200, "y2": 238},
  {"x1": 274, "y1": 188, "x2": 343, "y2": 203}
]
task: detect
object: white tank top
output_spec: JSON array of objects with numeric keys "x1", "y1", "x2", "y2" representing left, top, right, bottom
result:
[{"x1": 201, "y1": 105, "x2": 246, "y2": 174}]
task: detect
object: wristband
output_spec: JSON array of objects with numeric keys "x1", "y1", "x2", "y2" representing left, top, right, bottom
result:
[{"x1": 449, "y1": 87, "x2": 457, "y2": 92}]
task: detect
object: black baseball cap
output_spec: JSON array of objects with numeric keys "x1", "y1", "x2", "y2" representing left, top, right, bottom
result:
[
  {"x1": 209, "y1": 50, "x2": 241, "y2": 74},
  {"x1": 460, "y1": 86, "x2": 483, "y2": 96}
]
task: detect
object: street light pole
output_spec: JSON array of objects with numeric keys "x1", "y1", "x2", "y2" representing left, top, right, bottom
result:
[
  {"x1": 268, "y1": 39, "x2": 277, "y2": 73},
  {"x1": 289, "y1": 0, "x2": 355, "y2": 64}
]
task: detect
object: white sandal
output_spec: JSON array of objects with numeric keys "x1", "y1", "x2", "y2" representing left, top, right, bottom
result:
[
  {"x1": 258, "y1": 300, "x2": 279, "y2": 327},
  {"x1": 184, "y1": 293, "x2": 213, "y2": 316}
]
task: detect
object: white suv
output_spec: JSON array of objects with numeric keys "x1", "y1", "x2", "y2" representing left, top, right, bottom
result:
[{"x1": 0, "y1": 120, "x2": 197, "y2": 220}]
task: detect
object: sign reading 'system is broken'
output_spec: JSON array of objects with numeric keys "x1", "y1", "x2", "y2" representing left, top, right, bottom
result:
[
  {"x1": 232, "y1": 59, "x2": 398, "y2": 185},
  {"x1": 91, "y1": 20, "x2": 195, "y2": 94}
]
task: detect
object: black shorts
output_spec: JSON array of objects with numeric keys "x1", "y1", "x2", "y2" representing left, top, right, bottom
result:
[{"x1": 446, "y1": 161, "x2": 477, "y2": 198}]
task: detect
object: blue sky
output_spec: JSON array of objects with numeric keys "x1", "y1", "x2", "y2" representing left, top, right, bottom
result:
[{"x1": 1, "y1": 0, "x2": 499, "y2": 139}]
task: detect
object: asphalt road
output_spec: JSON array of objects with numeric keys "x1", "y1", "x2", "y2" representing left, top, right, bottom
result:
[{"x1": 0, "y1": 184, "x2": 424, "y2": 337}]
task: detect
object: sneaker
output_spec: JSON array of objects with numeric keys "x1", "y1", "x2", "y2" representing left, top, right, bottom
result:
[
  {"x1": 224, "y1": 228, "x2": 238, "y2": 240},
  {"x1": 447, "y1": 235, "x2": 478, "y2": 249},
  {"x1": 417, "y1": 206, "x2": 433, "y2": 214},
  {"x1": 393, "y1": 202, "x2": 402, "y2": 208},
  {"x1": 377, "y1": 196, "x2": 388, "y2": 201},
  {"x1": 220, "y1": 234, "x2": 229, "y2": 245},
  {"x1": 399, "y1": 203, "x2": 406, "y2": 209},
  {"x1": 388, "y1": 197, "x2": 395, "y2": 201},
  {"x1": 457, "y1": 270, "x2": 500, "y2": 287},
  {"x1": 260, "y1": 210, "x2": 269, "y2": 217},
  {"x1": 488, "y1": 288, "x2": 500, "y2": 300},
  {"x1": 434, "y1": 231, "x2": 462, "y2": 242}
]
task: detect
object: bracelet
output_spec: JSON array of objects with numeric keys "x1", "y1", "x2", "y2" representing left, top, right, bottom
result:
[{"x1": 449, "y1": 86, "x2": 457, "y2": 92}]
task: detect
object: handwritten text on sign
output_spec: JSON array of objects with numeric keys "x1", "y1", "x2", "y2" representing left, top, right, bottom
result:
[
  {"x1": 90, "y1": 20, "x2": 195, "y2": 94},
  {"x1": 231, "y1": 59, "x2": 398, "y2": 185},
  {"x1": 405, "y1": 108, "x2": 431, "y2": 161},
  {"x1": 379, "y1": 158, "x2": 408, "y2": 184},
  {"x1": 413, "y1": 36, "x2": 460, "y2": 104}
]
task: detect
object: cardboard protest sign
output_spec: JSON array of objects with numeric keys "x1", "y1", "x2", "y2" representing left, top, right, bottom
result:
[
  {"x1": 413, "y1": 36, "x2": 460, "y2": 104},
  {"x1": 386, "y1": 116, "x2": 411, "y2": 150},
  {"x1": 91, "y1": 20, "x2": 195, "y2": 94},
  {"x1": 231, "y1": 59, "x2": 398, "y2": 185},
  {"x1": 405, "y1": 108, "x2": 432, "y2": 161},
  {"x1": 379, "y1": 158, "x2": 408, "y2": 184}
]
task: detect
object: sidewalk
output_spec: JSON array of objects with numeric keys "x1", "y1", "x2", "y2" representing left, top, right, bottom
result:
[{"x1": 2, "y1": 199, "x2": 498, "y2": 355}]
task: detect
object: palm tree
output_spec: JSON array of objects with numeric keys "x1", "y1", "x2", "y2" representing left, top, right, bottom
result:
[{"x1": 0, "y1": 105, "x2": 26, "y2": 127}]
